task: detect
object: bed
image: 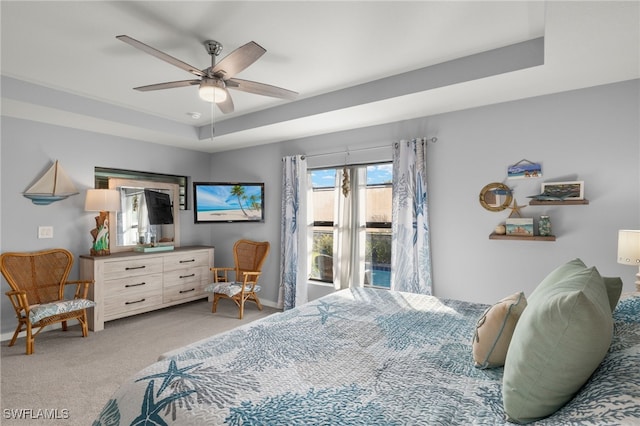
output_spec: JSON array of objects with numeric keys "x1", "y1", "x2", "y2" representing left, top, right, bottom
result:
[{"x1": 93, "y1": 286, "x2": 640, "y2": 425}]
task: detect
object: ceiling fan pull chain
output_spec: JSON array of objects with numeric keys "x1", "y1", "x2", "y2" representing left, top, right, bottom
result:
[{"x1": 210, "y1": 98, "x2": 215, "y2": 140}]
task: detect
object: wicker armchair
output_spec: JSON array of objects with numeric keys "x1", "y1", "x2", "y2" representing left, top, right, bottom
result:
[
  {"x1": 205, "y1": 240, "x2": 270, "y2": 319},
  {"x1": 0, "y1": 248, "x2": 95, "y2": 355}
]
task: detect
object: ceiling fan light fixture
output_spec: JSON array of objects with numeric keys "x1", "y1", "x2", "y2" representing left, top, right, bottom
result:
[{"x1": 199, "y1": 78, "x2": 227, "y2": 103}]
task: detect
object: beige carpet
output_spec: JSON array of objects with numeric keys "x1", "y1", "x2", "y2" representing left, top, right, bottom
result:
[{"x1": 0, "y1": 299, "x2": 278, "y2": 425}]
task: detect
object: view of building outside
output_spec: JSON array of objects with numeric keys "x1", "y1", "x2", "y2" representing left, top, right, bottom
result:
[{"x1": 309, "y1": 164, "x2": 392, "y2": 288}]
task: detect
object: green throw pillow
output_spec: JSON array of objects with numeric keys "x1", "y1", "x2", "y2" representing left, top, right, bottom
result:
[
  {"x1": 527, "y1": 258, "x2": 586, "y2": 304},
  {"x1": 603, "y1": 276, "x2": 623, "y2": 313},
  {"x1": 502, "y1": 264, "x2": 613, "y2": 424},
  {"x1": 529, "y1": 258, "x2": 620, "y2": 313}
]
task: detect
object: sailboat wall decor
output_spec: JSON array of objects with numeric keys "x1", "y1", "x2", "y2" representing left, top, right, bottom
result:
[{"x1": 23, "y1": 160, "x2": 79, "y2": 205}]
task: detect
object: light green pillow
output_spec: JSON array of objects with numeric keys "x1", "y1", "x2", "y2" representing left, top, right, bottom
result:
[
  {"x1": 603, "y1": 276, "x2": 623, "y2": 313},
  {"x1": 502, "y1": 265, "x2": 613, "y2": 424},
  {"x1": 472, "y1": 292, "x2": 527, "y2": 369},
  {"x1": 527, "y1": 258, "x2": 586, "y2": 304}
]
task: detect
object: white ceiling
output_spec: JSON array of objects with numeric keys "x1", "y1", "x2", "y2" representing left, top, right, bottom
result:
[{"x1": 1, "y1": 1, "x2": 639, "y2": 153}]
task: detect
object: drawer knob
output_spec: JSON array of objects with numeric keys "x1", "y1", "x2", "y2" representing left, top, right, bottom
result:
[
  {"x1": 125, "y1": 298, "x2": 146, "y2": 305},
  {"x1": 179, "y1": 288, "x2": 196, "y2": 294},
  {"x1": 125, "y1": 282, "x2": 146, "y2": 288},
  {"x1": 179, "y1": 259, "x2": 196, "y2": 263},
  {"x1": 179, "y1": 273, "x2": 196, "y2": 279}
]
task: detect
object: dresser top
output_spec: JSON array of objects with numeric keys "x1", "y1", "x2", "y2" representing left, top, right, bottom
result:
[{"x1": 80, "y1": 245, "x2": 214, "y2": 260}]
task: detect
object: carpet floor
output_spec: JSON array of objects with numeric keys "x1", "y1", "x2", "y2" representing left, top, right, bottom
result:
[{"x1": 0, "y1": 299, "x2": 278, "y2": 425}]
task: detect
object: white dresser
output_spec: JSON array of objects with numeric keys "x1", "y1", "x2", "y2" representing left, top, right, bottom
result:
[{"x1": 80, "y1": 246, "x2": 214, "y2": 331}]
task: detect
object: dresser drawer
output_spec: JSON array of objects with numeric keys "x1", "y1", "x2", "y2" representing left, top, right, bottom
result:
[
  {"x1": 104, "y1": 273, "x2": 164, "y2": 298},
  {"x1": 163, "y1": 250, "x2": 209, "y2": 272},
  {"x1": 104, "y1": 289, "x2": 163, "y2": 318},
  {"x1": 163, "y1": 266, "x2": 209, "y2": 287},
  {"x1": 163, "y1": 280, "x2": 206, "y2": 304},
  {"x1": 103, "y1": 256, "x2": 163, "y2": 280}
]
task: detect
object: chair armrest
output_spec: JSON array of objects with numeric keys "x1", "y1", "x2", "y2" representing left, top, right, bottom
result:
[
  {"x1": 210, "y1": 267, "x2": 234, "y2": 283},
  {"x1": 240, "y1": 271, "x2": 262, "y2": 291},
  {"x1": 5, "y1": 290, "x2": 29, "y2": 315},
  {"x1": 63, "y1": 280, "x2": 94, "y2": 300}
]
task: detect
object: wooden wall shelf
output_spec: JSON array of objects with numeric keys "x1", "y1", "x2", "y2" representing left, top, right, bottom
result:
[
  {"x1": 489, "y1": 233, "x2": 556, "y2": 241},
  {"x1": 528, "y1": 199, "x2": 589, "y2": 205}
]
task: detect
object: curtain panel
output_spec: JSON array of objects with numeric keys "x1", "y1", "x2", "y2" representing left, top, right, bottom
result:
[
  {"x1": 391, "y1": 139, "x2": 433, "y2": 294},
  {"x1": 278, "y1": 155, "x2": 308, "y2": 310}
]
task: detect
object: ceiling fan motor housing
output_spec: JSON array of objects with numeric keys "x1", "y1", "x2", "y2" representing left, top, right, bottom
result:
[{"x1": 204, "y1": 40, "x2": 223, "y2": 56}]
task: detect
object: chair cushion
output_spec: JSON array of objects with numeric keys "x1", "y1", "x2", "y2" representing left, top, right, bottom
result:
[
  {"x1": 29, "y1": 299, "x2": 95, "y2": 324},
  {"x1": 502, "y1": 262, "x2": 613, "y2": 424},
  {"x1": 472, "y1": 291, "x2": 527, "y2": 369},
  {"x1": 204, "y1": 282, "x2": 261, "y2": 297}
]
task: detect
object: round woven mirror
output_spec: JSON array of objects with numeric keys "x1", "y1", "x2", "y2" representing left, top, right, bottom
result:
[{"x1": 479, "y1": 182, "x2": 513, "y2": 212}]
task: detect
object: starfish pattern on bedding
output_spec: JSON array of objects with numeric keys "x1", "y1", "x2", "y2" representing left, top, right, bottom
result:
[
  {"x1": 131, "y1": 380, "x2": 195, "y2": 426},
  {"x1": 136, "y1": 359, "x2": 203, "y2": 396},
  {"x1": 302, "y1": 299, "x2": 350, "y2": 324}
]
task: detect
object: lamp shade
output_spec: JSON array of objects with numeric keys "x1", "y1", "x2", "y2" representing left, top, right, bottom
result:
[
  {"x1": 617, "y1": 229, "x2": 640, "y2": 266},
  {"x1": 85, "y1": 189, "x2": 120, "y2": 212}
]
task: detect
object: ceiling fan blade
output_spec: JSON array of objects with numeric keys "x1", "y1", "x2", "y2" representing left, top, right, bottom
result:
[
  {"x1": 226, "y1": 78, "x2": 298, "y2": 100},
  {"x1": 217, "y1": 90, "x2": 234, "y2": 114},
  {"x1": 212, "y1": 41, "x2": 266, "y2": 79},
  {"x1": 117, "y1": 35, "x2": 205, "y2": 78},
  {"x1": 133, "y1": 80, "x2": 200, "y2": 92}
]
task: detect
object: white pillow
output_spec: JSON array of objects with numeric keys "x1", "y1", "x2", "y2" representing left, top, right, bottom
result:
[{"x1": 472, "y1": 291, "x2": 527, "y2": 369}]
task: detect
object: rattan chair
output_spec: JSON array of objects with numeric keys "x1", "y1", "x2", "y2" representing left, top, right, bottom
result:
[
  {"x1": 0, "y1": 248, "x2": 95, "y2": 355},
  {"x1": 205, "y1": 239, "x2": 270, "y2": 319}
]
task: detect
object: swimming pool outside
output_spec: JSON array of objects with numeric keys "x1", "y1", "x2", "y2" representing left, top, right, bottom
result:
[{"x1": 370, "y1": 266, "x2": 391, "y2": 288}]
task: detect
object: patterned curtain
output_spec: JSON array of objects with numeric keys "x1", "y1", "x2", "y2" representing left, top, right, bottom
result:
[
  {"x1": 332, "y1": 167, "x2": 367, "y2": 290},
  {"x1": 278, "y1": 155, "x2": 309, "y2": 310},
  {"x1": 391, "y1": 139, "x2": 432, "y2": 294}
]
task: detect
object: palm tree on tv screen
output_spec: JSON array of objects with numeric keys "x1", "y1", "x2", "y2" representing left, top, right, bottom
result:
[{"x1": 230, "y1": 185, "x2": 249, "y2": 217}]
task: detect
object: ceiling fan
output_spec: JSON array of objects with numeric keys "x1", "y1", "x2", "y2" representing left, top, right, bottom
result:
[{"x1": 116, "y1": 35, "x2": 298, "y2": 113}]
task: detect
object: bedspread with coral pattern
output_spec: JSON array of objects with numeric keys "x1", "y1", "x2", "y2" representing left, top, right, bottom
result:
[{"x1": 93, "y1": 288, "x2": 640, "y2": 425}]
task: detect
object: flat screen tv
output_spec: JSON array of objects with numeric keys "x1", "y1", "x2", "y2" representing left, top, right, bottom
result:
[
  {"x1": 193, "y1": 182, "x2": 264, "y2": 223},
  {"x1": 144, "y1": 189, "x2": 174, "y2": 225}
]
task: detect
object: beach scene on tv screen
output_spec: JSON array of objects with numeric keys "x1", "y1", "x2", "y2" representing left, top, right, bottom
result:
[{"x1": 196, "y1": 184, "x2": 263, "y2": 222}]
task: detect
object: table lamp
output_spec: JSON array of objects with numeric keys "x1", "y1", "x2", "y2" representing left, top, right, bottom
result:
[
  {"x1": 617, "y1": 229, "x2": 640, "y2": 291},
  {"x1": 85, "y1": 189, "x2": 120, "y2": 256}
]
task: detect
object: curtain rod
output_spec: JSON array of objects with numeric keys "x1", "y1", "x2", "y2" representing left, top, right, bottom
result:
[{"x1": 302, "y1": 137, "x2": 438, "y2": 160}]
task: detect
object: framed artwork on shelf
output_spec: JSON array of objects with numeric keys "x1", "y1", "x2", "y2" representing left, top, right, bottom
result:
[
  {"x1": 540, "y1": 181, "x2": 584, "y2": 201},
  {"x1": 506, "y1": 218, "x2": 534, "y2": 236}
]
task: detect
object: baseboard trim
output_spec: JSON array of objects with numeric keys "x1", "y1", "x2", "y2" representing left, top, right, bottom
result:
[{"x1": 2, "y1": 298, "x2": 281, "y2": 342}]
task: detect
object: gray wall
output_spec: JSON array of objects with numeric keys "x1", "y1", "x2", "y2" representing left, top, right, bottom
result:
[
  {"x1": 209, "y1": 79, "x2": 640, "y2": 305},
  {"x1": 0, "y1": 119, "x2": 213, "y2": 337},
  {"x1": 2, "y1": 79, "x2": 639, "y2": 338}
]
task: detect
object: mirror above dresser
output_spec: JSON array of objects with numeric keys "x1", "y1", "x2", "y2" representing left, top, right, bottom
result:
[{"x1": 107, "y1": 178, "x2": 181, "y2": 252}]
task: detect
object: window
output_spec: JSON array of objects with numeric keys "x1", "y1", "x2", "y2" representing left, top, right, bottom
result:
[{"x1": 309, "y1": 163, "x2": 392, "y2": 288}]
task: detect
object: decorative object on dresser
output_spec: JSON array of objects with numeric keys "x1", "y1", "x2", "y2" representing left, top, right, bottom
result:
[
  {"x1": 0, "y1": 248, "x2": 95, "y2": 354},
  {"x1": 79, "y1": 246, "x2": 213, "y2": 331},
  {"x1": 85, "y1": 189, "x2": 121, "y2": 256},
  {"x1": 617, "y1": 229, "x2": 640, "y2": 291},
  {"x1": 205, "y1": 239, "x2": 270, "y2": 319},
  {"x1": 23, "y1": 160, "x2": 79, "y2": 205}
]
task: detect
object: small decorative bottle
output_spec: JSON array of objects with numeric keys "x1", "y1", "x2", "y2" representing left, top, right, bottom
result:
[{"x1": 539, "y1": 215, "x2": 552, "y2": 236}]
